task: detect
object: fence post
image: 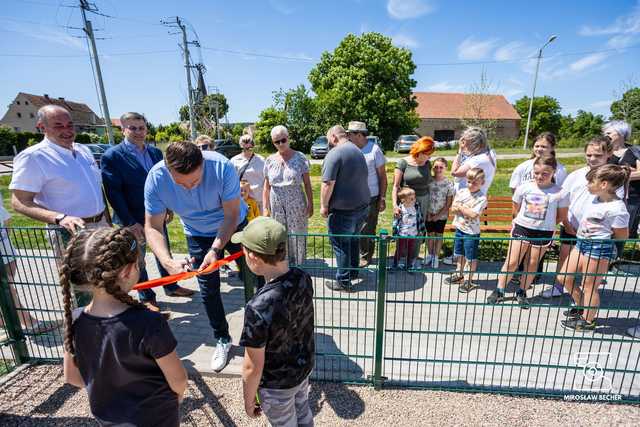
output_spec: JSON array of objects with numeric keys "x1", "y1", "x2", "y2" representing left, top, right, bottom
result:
[
  {"x1": 0, "y1": 261, "x2": 29, "y2": 365},
  {"x1": 373, "y1": 229, "x2": 388, "y2": 390}
]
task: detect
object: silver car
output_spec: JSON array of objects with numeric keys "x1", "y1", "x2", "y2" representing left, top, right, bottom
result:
[
  {"x1": 310, "y1": 136, "x2": 329, "y2": 159},
  {"x1": 394, "y1": 135, "x2": 419, "y2": 153}
]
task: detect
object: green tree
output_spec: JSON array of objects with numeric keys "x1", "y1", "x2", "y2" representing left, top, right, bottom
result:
[
  {"x1": 514, "y1": 95, "x2": 563, "y2": 138},
  {"x1": 611, "y1": 87, "x2": 640, "y2": 142},
  {"x1": 308, "y1": 32, "x2": 419, "y2": 150},
  {"x1": 274, "y1": 85, "x2": 323, "y2": 152},
  {"x1": 254, "y1": 107, "x2": 287, "y2": 151},
  {"x1": 571, "y1": 110, "x2": 604, "y2": 139}
]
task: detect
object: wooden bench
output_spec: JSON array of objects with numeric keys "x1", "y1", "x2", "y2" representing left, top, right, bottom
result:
[{"x1": 445, "y1": 195, "x2": 513, "y2": 233}]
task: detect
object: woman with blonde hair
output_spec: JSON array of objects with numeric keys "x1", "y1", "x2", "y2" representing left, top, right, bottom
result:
[{"x1": 392, "y1": 136, "x2": 435, "y2": 267}]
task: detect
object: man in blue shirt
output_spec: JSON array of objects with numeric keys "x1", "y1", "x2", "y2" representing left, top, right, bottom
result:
[
  {"x1": 101, "y1": 112, "x2": 194, "y2": 314},
  {"x1": 144, "y1": 140, "x2": 249, "y2": 372}
]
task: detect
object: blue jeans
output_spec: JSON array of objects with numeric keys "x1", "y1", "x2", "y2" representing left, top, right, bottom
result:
[
  {"x1": 185, "y1": 221, "x2": 255, "y2": 341},
  {"x1": 453, "y1": 229, "x2": 480, "y2": 261},
  {"x1": 327, "y1": 206, "x2": 369, "y2": 284},
  {"x1": 137, "y1": 226, "x2": 179, "y2": 302}
]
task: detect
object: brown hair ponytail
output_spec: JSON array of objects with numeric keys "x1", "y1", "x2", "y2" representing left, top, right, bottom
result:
[{"x1": 60, "y1": 227, "x2": 144, "y2": 362}]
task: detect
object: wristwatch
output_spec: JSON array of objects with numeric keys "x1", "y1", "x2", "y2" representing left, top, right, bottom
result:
[{"x1": 54, "y1": 213, "x2": 66, "y2": 225}]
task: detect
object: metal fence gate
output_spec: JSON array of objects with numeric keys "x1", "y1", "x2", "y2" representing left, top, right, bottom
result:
[{"x1": 1, "y1": 227, "x2": 639, "y2": 404}]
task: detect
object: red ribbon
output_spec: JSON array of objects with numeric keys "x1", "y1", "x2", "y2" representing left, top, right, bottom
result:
[{"x1": 133, "y1": 251, "x2": 244, "y2": 290}]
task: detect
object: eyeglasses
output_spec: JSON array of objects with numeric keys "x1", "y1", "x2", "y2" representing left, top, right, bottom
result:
[
  {"x1": 125, "y1": 125, "x2": 147, "y2": 132},
  {"x1": 198, "y1": 143, "x2": 210, "y2": 151},
  {"x1": 273, "y1": 138, "x2": 287, "y2": 145}
]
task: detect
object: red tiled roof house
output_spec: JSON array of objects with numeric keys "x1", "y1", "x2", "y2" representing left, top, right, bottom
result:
[
  {"x1": 413, "y1": 92, "x2": 521, "y2": 141},
  {"x1": 0, "y1": 92, "x2": 104, "y2": 134}
]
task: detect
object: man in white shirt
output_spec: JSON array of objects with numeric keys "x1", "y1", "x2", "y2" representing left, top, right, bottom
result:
[
  {"x1": 10, "y1": 105, "x2": 109, "y2": 305},
  {"x1": 229, "y1": 134, "x2": 265, "y2": 212},
  {"x1": 347, "y1": 123, "x2": 387, "y2": 267}
]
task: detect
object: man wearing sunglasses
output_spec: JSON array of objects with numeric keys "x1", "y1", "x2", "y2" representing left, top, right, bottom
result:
[{"x1": 101, "y1": 112, "x2": 195, "y2": 314}]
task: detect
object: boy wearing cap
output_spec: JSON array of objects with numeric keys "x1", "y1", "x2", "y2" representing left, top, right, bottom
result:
[{"x1": 233, "y1": 217, "x2": 315, "y2": 426}]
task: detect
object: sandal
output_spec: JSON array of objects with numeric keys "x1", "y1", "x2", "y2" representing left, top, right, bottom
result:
[
  {"x1": 458, "y1": 281, "x2": 478, "y2": 294},
  {"x1": 445, "y1": 274, "x2": 465, "y2": 285}
]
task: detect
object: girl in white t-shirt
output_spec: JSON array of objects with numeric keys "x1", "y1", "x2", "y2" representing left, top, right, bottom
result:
[
  {"x1": 487, "y1": 156, "x2": 569, "y2": 308},
  {"x1": 560, "y1": 164, "x2": 630, "y2": 332},
  {"x1": 545, "y1": 137, "x2": 615, "y2": 299},
  {"x1": 509, "y1": 132, "x2": 568, "y2": 191}
]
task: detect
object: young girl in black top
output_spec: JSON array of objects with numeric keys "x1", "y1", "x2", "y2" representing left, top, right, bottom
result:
[{"x1": 62, "y1": 227, "x2": 187, "y2": 426}]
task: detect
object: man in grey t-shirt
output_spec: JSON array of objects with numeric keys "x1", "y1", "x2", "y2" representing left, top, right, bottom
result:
[{"x1": 321, "y1": 123, "x2": 370, "y2": 291}]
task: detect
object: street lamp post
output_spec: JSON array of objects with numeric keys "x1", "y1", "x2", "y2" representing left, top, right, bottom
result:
[{"x1": 523, "y1": 35, "x2": 557, "y2": 150}]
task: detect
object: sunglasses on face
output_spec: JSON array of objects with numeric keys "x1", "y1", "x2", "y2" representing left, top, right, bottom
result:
[
  {"x1": 198, "y1": 144, "x2": 210, "y2": 151},
  {"x1": 273, "y1": 138, "x2": 287, "y2": 145}
]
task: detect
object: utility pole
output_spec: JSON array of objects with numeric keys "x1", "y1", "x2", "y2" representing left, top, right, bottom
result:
[
  {"x1": 162, "y1": 17, "x2": 197, "y2": 141},
  {"x1": 523, "y1": 35, "x2": 557, "y2": 150},
  {"x1": 79, "y1": 0, "x2": 114, "y2": 145}
]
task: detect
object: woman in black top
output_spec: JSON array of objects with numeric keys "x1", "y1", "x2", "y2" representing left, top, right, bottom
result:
[
  {"x1": 61, "y1": 227, "x2": 188, "y2": 426},
  {"x1": 604, "y1": 120, "x2": 639, "y2": 238}
]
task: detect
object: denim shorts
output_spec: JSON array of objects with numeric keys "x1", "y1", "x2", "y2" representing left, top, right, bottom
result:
[
  {"x1": 576, "y1": 238, "x2": 617, "y2": 261},
  {"x1": 453, "y1": 229, "x2": 480, "y2": 261}
]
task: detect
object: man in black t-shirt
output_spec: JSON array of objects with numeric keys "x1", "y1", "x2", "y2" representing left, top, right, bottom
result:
[{"x1": 233, "y1": 217, "x2": 315, "y2": 426}]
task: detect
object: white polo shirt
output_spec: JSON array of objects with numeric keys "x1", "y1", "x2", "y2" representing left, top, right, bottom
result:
[{"x1": 9, "y1": 138, "x2": 105, "y2": 218}]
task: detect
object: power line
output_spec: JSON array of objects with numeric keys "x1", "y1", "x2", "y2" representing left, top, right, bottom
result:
[{"x1": 0, "y1": 49, "x2": 177, "y2": 58}]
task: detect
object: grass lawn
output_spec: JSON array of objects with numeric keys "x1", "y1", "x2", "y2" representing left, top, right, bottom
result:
[{"x1": 1, "y1": 156, "x2": 586, "y2": 255}]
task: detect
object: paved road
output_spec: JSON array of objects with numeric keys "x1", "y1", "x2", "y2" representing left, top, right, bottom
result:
[{"x1": 309, "y1": 151, "x2": 584, "y2": 165}]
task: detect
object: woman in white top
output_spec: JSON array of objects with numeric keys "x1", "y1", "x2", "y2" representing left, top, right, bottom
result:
[
  {"x1": 230, "y1": 134, "x2": 265, "y2": 212},
  {"x1": 560, "y1": 164, "x2": 630, "y2": 332},
  {"x1": 451, "y1": 127, "x2": 496, "y2": 195},
  {"x1": 509, "y1": 132, "x2": 568, "y2": 191}
]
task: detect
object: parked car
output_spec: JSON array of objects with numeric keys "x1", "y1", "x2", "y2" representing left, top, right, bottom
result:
[
  {"x1": 310, "y1": 136, "x2": 329, "y2": 159},
  {"x1": 434, "y1": 139, "x2": 458, "y2": 150},
  {"x1": 213, "y1": 138, "x2": 242, "y2": 159},
  {"x1": 367, "y1": 135, "x2": 382, "y2": 148},
  {"x1": 394, "y1": 135, "x2": 419, "y2": 153},
  {"x1": 96, "y1": 143, "x2": 113, "y2": 152},
  {"x1": 85, "y1": 144, "x2": 107, "y2": 167}
]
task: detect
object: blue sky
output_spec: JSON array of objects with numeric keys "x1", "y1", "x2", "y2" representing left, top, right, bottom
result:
[{"x1": 1, "y1": 0, "x2": 639, "y2": 125}]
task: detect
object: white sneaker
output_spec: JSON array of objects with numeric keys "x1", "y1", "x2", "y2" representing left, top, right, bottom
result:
[
  {"x1": 432, "y1": 257, "x2": 439, "y2": 269},
  {"x1": 442, "y1": 256, "x2": 454, "y2": 265},
  {"x1": 627, "y1": 325, "x2": 640, "y2": 338},
  {"x1": 423, "y1": 255, "x2": 433, "y2": 267},
  {"x1": 540, "y1": 285, "x2": 564, "y2": 298},
  {"x1": 211, "y1": 339, "x2": 232, "y2": 372}
]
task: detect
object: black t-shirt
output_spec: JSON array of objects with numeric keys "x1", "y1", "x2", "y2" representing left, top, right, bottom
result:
[
  {"x1": 239, "y1": 267, "x2": 315, "y2": 389},
  {"x1": 610, "y1": 145, "x2": 640, "y2": 201},
  {"x1": 73, "y1": 307, "x2": 179, "y2": 426}
]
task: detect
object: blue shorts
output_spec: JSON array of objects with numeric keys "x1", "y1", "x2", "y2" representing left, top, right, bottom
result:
[
  {"x1": 453, "y1": 229, "x2": 480, "y2": 261},
  {"x1": 576, "y1": 238, "x2": 617, "y2": 261}
]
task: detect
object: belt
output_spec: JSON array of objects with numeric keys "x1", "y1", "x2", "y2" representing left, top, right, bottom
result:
[{"x1": 82, "y1": 211, "x2": 104, "y2": 223}]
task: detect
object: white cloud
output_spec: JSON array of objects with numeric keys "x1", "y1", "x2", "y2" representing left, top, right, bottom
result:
[
  {"x1": 502, "y1": 88, "x2": 524, "y2": 98},
  {"x1": 579, "y1": 2, "x2": 640, "y2": 36},
  {"x1": 493, "y1": 41, "x2": 527, "y2": 61},
  {"x1": 426, "y1": 81, "x2": 465, "y2": 92},
  {"x1": 392, "y1": 33, "x2": 419, "y2": 48},
  {"x1": 606, "y1": 34, "x2": 636, "y2": 49},
  {"x1": 457, "y1": 37, "x2": 499, "y2": 60},
  {"x1": 569, "y1": 52, "x2": 609, "y2": 72},
  {"x1": 1, "y1": 19, "x2": 86, "y2": 51},
  {"x1": 387, "y1": 0, "x2": 435, "y2": 20}
]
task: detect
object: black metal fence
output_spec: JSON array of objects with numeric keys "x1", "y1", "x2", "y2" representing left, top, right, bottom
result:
[{"x1": 1, "y1": 227, "x2": 639, "y2": 404}]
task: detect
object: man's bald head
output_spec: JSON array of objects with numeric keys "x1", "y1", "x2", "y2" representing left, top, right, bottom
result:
[
  {"x1": 37, "y1": 105, "x2": 76, "y2": 148},
  {"x1": 37, "y1": 105, "x2": 71, "y2": 126},
  {"x1": 326, "y1": 125, "x2": 347, "y2": 147}
]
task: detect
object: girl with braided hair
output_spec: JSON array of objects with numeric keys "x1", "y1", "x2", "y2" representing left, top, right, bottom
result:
[{"x1": 61, "y1": 227, "x2": 187, "y2": 426}]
